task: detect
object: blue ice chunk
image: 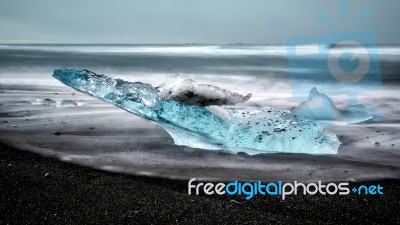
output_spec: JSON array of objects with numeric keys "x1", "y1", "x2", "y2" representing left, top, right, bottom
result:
[
  {"x1": 292, "y1": 87, "x2": 373, "y2": 124},
  {"x1": 53, "y1": 69, "x2": 341, "y2": 154}
]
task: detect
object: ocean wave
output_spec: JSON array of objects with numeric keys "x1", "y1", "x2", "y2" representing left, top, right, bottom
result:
[{"x1": 1, "y1": 44, "x2": 399, "y2": 58}]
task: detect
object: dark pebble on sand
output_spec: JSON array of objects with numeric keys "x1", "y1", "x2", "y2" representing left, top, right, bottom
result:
[
  {"x1": 217, "y1": 152, "x2": 228, "y2": 156},
  {"x1": 53, "y1": 131, "x2": 61, "y2": 136},
  {"x1": 375, "y1": 142, "x2": 381, "y2": 147},
  {"x1": 1, "y1": 121, "x2": 8, "y2": 123},
  {"x1": 129, "y1": 210, "x2": 141, "y2": 216},
  {"x1": 89, "y1": 127, "x2": 95, "y2": 130},
  {"x1": 230, "y1": 199, "x2": 241, "y2": 205},
  {"x1": 392, "y1": 144, "x2": 395, "y2": 147},
  {"x1": 346, "y1": 178, "x2": 356, "y2": 182},
  {"x1": 61, "y1": 100, "x2": 78, "y2": 106}
]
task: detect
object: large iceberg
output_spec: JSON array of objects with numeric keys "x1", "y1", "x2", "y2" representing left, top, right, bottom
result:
[{"x1": 53, "y1": 69, "x2": 342, "y2": 154}]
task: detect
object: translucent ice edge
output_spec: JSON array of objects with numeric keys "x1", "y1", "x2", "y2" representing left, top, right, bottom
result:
[
  {"x1": 52, "y1": 68, "x2": 373, "y2": 155},
  {"x1": 291, "y1": 87, "x2": 373, "y2": 124}
]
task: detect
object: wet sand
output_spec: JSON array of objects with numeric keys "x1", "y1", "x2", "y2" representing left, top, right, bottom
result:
[
  {"x1": 1, "y1": 142, "x2": 399, "y2": 224},
  {"x1": 0, "y1": 83, "x2": 399, "y2": 182}
]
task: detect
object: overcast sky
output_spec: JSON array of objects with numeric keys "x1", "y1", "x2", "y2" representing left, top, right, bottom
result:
[{"x1": 0, "y1": 0, "x2": 399, "y2": 44}]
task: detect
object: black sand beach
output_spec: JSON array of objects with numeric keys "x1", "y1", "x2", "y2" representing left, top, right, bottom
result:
[{"x1": 1, "y1": 142, "x2": 399, "y2": 225}]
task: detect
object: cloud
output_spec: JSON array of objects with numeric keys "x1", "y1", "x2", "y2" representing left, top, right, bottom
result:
[{"x1": 0, "y1": 0, "x2": 399, "y2": 44}]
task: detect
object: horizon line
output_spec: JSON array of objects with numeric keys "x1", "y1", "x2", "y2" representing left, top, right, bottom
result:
[{"x1": 0, "y1": 42, "x2": 398, "y2": 45}]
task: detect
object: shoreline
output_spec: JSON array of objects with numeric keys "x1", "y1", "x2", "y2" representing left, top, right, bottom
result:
[{"x1": 0, "y1": 142, "x2": 399, "y2": 224}]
